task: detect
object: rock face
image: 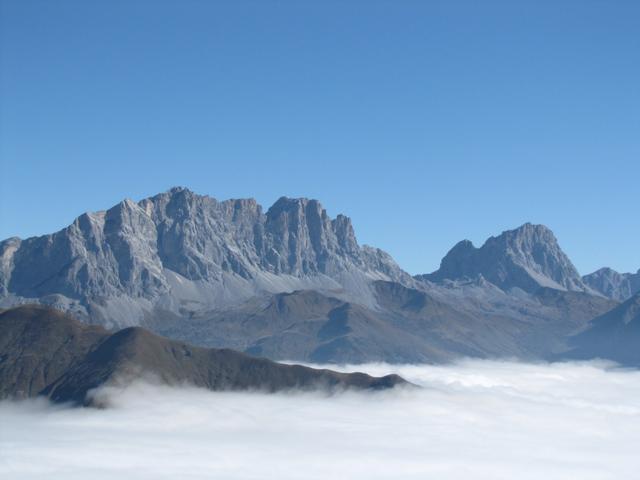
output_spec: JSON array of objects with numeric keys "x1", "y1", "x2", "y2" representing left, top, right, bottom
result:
[
  {"x1": 565, "y1": 292, "x2": 640, "y2": 366},
  {"x1": 582, "y1": 267, "x2": 640, "y2": 302},
  {"x1": 0, "y1": 188, "x2": 409, "y2": 326},
  {"x1": 418, "y1": 223, "x2": 589, "y2": 294},
  {"x1": 0, "y1": 305, "x2": 407, "y2": 405}
]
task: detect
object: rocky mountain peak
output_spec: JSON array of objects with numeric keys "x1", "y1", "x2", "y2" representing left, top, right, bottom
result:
[
  {"x1": 168, "y1": 185, "x2": 190, "y2": 194},
  {"x1": 263, "y1": 197, "x2": 361, "y2": 275},
  {"x1": 434, "y1": 240, "x2": 476, "y2": 278},
  {"x1": 482, "y1": 223, "x2": 557, "y2": 253},
  {"x1": 582, "y1": 267, "x2": 640, "y2": 302},
  {"x1": 267, "y1": 196, "x2": 320, "y2": 216},
  {"x1": 421, "y1": 223, "x2": 588, "y2": 293}
]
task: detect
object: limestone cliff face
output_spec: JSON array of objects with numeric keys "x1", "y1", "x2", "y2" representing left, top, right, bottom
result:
[
  {"x1": 2, "y1": 198, "x2": 167, "y2": 300},
  {"x1": 0, "y1": 187, "x2": 409, "y2": 324}
]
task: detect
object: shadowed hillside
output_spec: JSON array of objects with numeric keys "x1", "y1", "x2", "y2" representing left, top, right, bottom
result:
[{"x1": 0, "y1": 305, "x2": 407, "y2": 405}]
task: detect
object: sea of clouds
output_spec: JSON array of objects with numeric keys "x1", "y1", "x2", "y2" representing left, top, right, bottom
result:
[{"x1": 1, "y1": 360, "x2": 639, "y2": 479}]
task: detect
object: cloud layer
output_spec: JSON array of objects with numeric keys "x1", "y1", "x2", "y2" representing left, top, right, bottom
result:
[{"x1": 1, "y1": 360, "x2": 639, "y2": 479}]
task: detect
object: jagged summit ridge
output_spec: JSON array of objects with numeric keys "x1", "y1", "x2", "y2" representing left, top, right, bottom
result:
[
  {"x1": 0, "y1": 187, "x2": 409, "y2": 325},
  {"x1": 419, "y1": 223, "x2": 589, "y2": 293}
]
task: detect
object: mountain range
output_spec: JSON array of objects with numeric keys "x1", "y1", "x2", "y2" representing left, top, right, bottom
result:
[{"x1": 1, "y1": 187, "x2": 637, "y2": 365}]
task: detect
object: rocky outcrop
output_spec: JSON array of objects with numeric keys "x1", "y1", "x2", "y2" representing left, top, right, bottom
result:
[{"x1": 418, "y1": 223, "x2": 589, "y2": 294}]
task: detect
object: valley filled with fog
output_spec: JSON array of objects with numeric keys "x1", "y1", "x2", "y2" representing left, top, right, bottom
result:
[{"x1": 1, "y1": 360, "x2": 639, "y2": 479}]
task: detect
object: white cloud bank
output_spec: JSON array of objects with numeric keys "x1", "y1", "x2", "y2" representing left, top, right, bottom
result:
[{"x1": 1, "y1": 360, "x2": 640, "y2": 479}]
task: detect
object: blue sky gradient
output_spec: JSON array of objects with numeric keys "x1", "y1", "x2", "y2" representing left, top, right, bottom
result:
[{"x1": 1, "y1": 0, "x2": 638, "y2": 274}]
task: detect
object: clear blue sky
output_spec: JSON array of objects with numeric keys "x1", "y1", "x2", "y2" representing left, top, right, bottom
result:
[{"x1": 1, "y1": 0, "x2": 638, "y2": 275}]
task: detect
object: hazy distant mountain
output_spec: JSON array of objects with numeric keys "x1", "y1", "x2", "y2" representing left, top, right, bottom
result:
[
  {"x1": 0, "y1": 305, "x2": 406, "y2": 405},
  {"x1": 148, "y1": 279, "x2": 616, "y2": 364},
  {"x1": 151, "y1": 284, "x2": 501, "y2": 364},
  {"x1": 418, "y1": 223, "x2": 590, "y2": 294},
  {"x1": 582, "y1": 267, "x2": 640, "y2": 302},
  {"x1": 0, "y1": 188, "x2": 626, "y2": 364},
  {"x1": 565, "y1": 292, "x2": 640, "y2": 366}
]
